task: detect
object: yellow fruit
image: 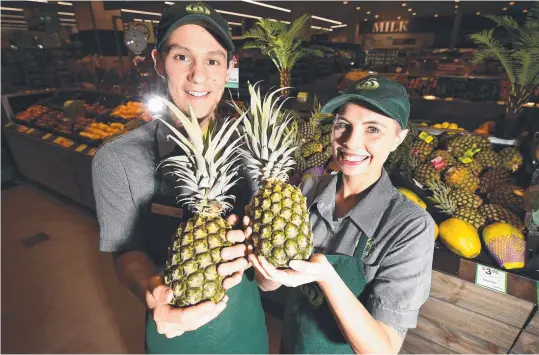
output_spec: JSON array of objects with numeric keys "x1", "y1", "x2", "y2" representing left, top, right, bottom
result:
[
  {"x1": 482, "y1": 223, "x2": 525, "y2": 269},
  {"x1": 434, "y1": 223, "x2": 439, "y2": 240},
  {"x1": 397, "y1": 188, "x2": 427, "y2": 209},
  {"x1": 432, "y1": 124, "x2": 442, "y2": 128},
  {"x1": 420, "y1": 122, "x2": 428, "y2": 127},
  {"x1": 439, "y1": 218, "x2": 481, "y2": 258},
  {"x1": 458, "y1": 127, "x2": 465, "y2": 131},
  {"x1": 448, "y1": 123, "x2": 459, "y2": 130},
  {"x1": 441, "y1": 122, "x2": 450, "y2": 128}
]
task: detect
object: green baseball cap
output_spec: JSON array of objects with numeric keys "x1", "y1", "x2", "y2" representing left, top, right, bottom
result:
[
  {"x1": 321, "y1": 76, "x2": 410, "y2": 129},
  {"x1": 155, "y1": 2, "x2": 235, "y2": 53}
]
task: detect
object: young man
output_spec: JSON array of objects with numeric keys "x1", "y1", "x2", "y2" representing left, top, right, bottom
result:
[
  {"x1": 249, "y1": 77, "x2": 435, "y2": 354},
  {"x1": 92, "y1": 3, "x2": 268, "y2": 354}
]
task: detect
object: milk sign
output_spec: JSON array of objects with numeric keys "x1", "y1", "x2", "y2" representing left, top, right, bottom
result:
[{"x1": 373, "y1": 20, "x2": 409, "y2": 33}]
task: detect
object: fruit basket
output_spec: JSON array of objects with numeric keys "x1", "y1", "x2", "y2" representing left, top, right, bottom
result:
[{"x1": 386, "y1": 129, "x2": 530, "y2": 271}]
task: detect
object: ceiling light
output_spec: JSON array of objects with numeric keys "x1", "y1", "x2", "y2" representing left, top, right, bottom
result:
[
  {"x1": 1, "y1": 14, "x2": 25, "y2": 18},
  {"x1": 343, "y1": 1, "x2": 348, "y2": 4},
  {"x1": 364, "y1": 18, "x2": 368, "y2": 21},
  {"x1": 0, "y1": 7, "x2": 24, "y2": 11},
  {"x1": 60, "y1": 18, "x2": 76, "y2": 22},
  {"x1": 375, "y1": 15, "x2": 379, "y2": 18},
  {"x1": 509, "y1": 1, "x2": 515, "y2": 5},
  {"x1": 331, "y1": 24, "x2": 348, "y2": 28},
  {"x1": 241, "y1": 1, "x2": 291, "y2": 13},
  {"x1": 402, "y1": 2, "x2": 407, "y2": 6},
  {"x1": 311, "y1": 25, "x2": 332, "y2": 31},
  {"x1": 165, "y1": 1, "x2": 174, "y2": 4},
  {"x1": 397, "y1": 16, "x2": 401, "y2": 19},
  {"x1": 121, "y1": 9, "x2": 161, "y2": 16},
  {"x1": 269, "y1": 18, "x2": 290, "y2": 24},
  {"x1": 356, "y1": 6, "x2": 361, "y2": 10},
  {"x1": 523, "y1": 9, "x2": 528, "y2": 13},
  {"x1": 2, "y1": 27, "x2": 27, "y2": 30},
  {"x1": 503, "y1": 7, "x2": 508, "y2": 11},
  {"x1": 413, "y1": 12, "x2": 417, "y2": 15},
  {"x1": 57, "y1": 1, "x2": 72, "y2": 5},
  {"x1": 311, "y1": 15, "x2": 342, "y2": 25},
  {"x1": 455, "y1": 0, "x2": 460, "y2": 2},
  {"x1": 152, "y1": 20, "x2": 159, "y2": 24},
  {"x1": 29, "y1": 0, "x2": 48, "y2": 3},
  {"x1": 366, "y1": 11, "x2": 371, "y2": 14},
  {"x1": 434, "y1": 13, "x2": 439, "y2": 17},
  {"x1": 228, "y1": 22, "x2": 242, "y2": 26},
  {"x1": 408, "y1": 8, "x2": 413, "y2": 12},
  {"x1": 216, "y1": 9, "x2": 261, "y2": 19},
  {"x1": 1, "y1": 20, "x2": 26, "y2": 24},
  {"x1": 134, "y1": 18, "x2": 143, "y2": 22},
  {"x1": 455, "y1": 5, "x2": 459, "y2": 8},
  {"x1": 57, "y1": 12, "x2": 75, "y2": 16},
  {"x1": 476, "y1": 12, "x2": 481, "y2": 15}
]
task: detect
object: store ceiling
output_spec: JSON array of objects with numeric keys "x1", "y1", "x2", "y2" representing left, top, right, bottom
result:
[{"x1": 1, "y1": 1, "x2": 536, "y2": 30}]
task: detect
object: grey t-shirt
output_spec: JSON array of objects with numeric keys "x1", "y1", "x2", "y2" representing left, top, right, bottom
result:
[
  {"x1": 300, "y1": 170, "x2": 435, "y2": 333},
  {"x1": 92, "y1": 119, "x2": 256, "y2": 267}
]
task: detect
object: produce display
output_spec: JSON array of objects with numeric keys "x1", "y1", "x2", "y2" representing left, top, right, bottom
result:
[
  {"x1": 82, "y1": 103, "x2": 108, "y2": 118},
  {"x1": 33, "y1": 110, "x2": 64, "y2": 131},
  {"x1": 15, "y1": 104, "x2": 49, "y2": 122},
  {"x1": 110, "y1": 101, "x2": 151, "y2": 121},
  {"x1": 417, "y1": 121, "x2": 466, "y2": 131},
  {"x1": 79, "y1": 122, "x2": 125, "y2": 142},
  {"x1": 387, "y1": 129, "x2": 527, "y2": 269}
]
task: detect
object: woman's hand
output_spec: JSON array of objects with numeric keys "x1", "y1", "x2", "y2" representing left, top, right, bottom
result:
[{"x1": 248, "y1": 253, "x2": 334, "y2": 288}]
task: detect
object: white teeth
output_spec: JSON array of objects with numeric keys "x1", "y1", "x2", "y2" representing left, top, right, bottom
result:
[
  {"x1": 187, "y1": 91, "x2": 209, "y2": 97},
  {"x1": 342, "y1": 152, "x2": 368, "y2": 162}
]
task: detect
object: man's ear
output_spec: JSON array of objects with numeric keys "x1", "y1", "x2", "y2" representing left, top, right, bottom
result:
[
  {"x1": 152, "y1": 49, "x2": 165, "y2": 77},
  {"x1": 391, "y1": 128, "x2": 409, "y2": 152}
]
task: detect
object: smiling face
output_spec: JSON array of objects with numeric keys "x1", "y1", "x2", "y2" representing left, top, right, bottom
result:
[
  {"x1": 332, "y1": 102, "x2": 408, "y2": 179},
  {"x1": 152, "y1": 24, "x2": 232, "y2": 126}
]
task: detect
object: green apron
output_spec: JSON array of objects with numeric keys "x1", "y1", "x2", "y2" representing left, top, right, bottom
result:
[
  {"x1": 144, "y1": 163, "x2": 268, "y2": 354},
  {"x1": 282, "y1": 235, "x2": 369, "y2": 354}
]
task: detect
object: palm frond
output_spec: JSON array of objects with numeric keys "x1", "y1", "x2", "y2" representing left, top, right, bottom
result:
[{"x1": 469, "y1": 29, "x2": 516, "y2": 84}]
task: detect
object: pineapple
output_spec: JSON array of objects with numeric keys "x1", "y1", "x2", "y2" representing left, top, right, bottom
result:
[
  {"x1": 306, "y1": 152, "x2": 329, "y2": 169},
  {"x1": 429, "y1": 150, "x2": 457, "y2": 172},
  {"x1": 487, "y1": 184, "x2": 524, "y2": 214},
  {"x1": 500, "y1": 147, "x2": 523, "y2": 173},
  {"x1": 414, "y1": 162, "x2": 441, "y2": 186},
  {"x1": 478, "y1": 204, "x2": 524, "y2": 231},
  {"x1": 445, "y1": 166, "x2": 479, "y2": 193},
  {"x1": 426, "y1": 181, "x2": 485, "y2": 229},
  {"x1": 412, "y1": 140, "x2": 435, "y2": 162},
  {"x1": 447, "y1": 134, "x2": 491, "y2": 158},
  {"x1": 479, "y1": 168, "x2": 512, "y2": 194},
  {"x1": 236, "y1": 85, "x2": 314, "y2": 268},
  {"x1": 301, "y1": 141, "x2": 323, "y2": 158},
  {"x1": 156, "y1": 98, "x2": 244, "y2": 307},
  {"x1": 459, "y1": 158, "x2": 482, "y2": 176},
  {"x1": 475, "y1": 150, "x2": 503, "y2": 170}
]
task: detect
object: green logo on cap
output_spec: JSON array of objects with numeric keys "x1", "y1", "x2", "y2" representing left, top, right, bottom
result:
[
  {"x1": 356, "y1": 78, "x2": 379, "y2": 91},
  {"x1": 186, "y1": 3, "x2": 210, "y2": 15}
]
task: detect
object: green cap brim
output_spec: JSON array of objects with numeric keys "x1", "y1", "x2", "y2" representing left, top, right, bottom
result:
[
  {"x1": 321, "y1": 94, "x2": 406, "y2": 129},
  {"x1": 157, "y1": 14, "x2": 235, "y2": 52}
]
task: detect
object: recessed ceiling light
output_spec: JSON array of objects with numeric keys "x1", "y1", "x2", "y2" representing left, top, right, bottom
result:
[
  {"x1": 331, "y1": 24, "x2": 348, "y2": 28},
  {"x1": 311, "y1": 15, "x2": 342, "y2": 25},
  {"x1": 364, "y1": 18, "x2": 368, "y2": 21},
  {"x1": 241, "y1": 1, "x2": 291, "y2": 13},
  {"x1": 2, "y1": 19, "x2": 27, "y2": 24},
  {"x1": 375, "y1": 14, "x2": 379, "y2": 18},
  {"x1": 228, "y1": 22, "x2": 242, "y2": 26},
  {"x1": 413, "y1": 12, "x2": 416, "y2": 16},
  {"x1": 402, "y1": 2, "x2": 407, "y2": 6},
  {"x1": 356, "y1": 6, "x2": 361, "y2": 10},
  {"x1": 408, "y1": 8, "x2": 413, "y2": 12},
  {"x1": 434, "y1": 13, "x2": 439, "y2": 17},
  {"x1": 58, "y1": 12, "x2": 74, "y2": 16},
  {"x1": 476, "y1": 12, "x2": 481, "y2": 15},
  {"x1": 455, "y1": 0, "x2": 460, "y2": 2},
  {"x1": 343, "y1": 1, "x2": 348, "y2": 4},
  {"x1": 503, "y1": 7, "x2": 508, "y2": 11},
  {"x1": 57, "y1": 1, "x2": 72, "y2": 5},
  {"x1": 523, "y1": 9, "x2": 528, "y2": 13},
  {"x1": 121, "y1": 9, "x2": 161, "y2": 16},
  {"x1": 455, "y1": 5, "x2": 459, "y2": 8},
  {"x1": 165, "y1": 1, "x2": 174, "y2": 4},
  {"x1": 60, "y1": 18, "x2": 76, "y2": 22},
  {"x1": 397, "y1": 16, "x2": 401, "y2": 19},
  {"x1": 1, "y1": 14, "x2": 25, "y2": 18},
  {"x1": 366, "y1": 11, "x2": 371, "y2": 14},
  {"x1": 509, "y1": 1, "x2": 515, "y2": 5},
  {"x1": 0, "y1": 6, "x2": 24, "y2": 11}
]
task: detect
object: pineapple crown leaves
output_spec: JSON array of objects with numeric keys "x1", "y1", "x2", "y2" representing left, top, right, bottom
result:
[
  {"x1": 231, "y1": 82, "x2": 298, "y2": 183},
  {"x1": 425, "y1": 180, "x2": 457, "y2": 215},
  {"x1": 154, "y1": 96, "x2": 244, "y2": 214}
]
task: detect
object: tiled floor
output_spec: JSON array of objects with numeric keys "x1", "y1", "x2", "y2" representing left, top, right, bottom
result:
[{"x1": 1, "y1": 183, "x2": 282, "y2": 353}]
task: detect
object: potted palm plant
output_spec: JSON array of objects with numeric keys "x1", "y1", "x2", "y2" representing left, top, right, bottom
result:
[
  {"x1": 469, "y1": 5, "x2": 539, "y2": 138},
  {"x1": 242, "y1": 14, "x2": 324, "y2": 96}
]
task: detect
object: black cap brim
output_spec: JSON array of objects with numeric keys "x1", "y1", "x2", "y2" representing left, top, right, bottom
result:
[{"x1": 157, "y1": 14, "x2": 235, "y2": 52}]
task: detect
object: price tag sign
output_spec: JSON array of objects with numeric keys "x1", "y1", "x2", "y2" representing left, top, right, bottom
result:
[
  {"x1": 431, "y1": 156, "x2": 447, "y2": 171},
  {"x1": 75, "y1": 144, "x2": 88, "y2": 152},
  {"x1": 418, "y1": 131, "x2": 434, "y2": 144},
  {"x1": 16, "y1": 125, "x2": 28, "y2": 133},
  {"x1": 53, "y1": 136, "x2": 75, "y2": 148},
  {"x1": 475, "y1": 264, "x2": 507, "y2": 294},
  {"x1": 459, "y1": 156, "x2": 473, "y2": 164},
  {"x1": 25, "y1": 128, "x2": 35, "y2": 135},
  {"x1": 42, "y1": 133, "x2": 53, "y2": 140},
  {"x1": 87, "y1": 148, "x2": 97, "y2": 156},
  {"x1": 5, "y1": 122, "x2": 14, "y2": 128}
]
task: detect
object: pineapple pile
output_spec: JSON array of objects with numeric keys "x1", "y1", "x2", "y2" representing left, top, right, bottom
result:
[
  {"x1": 234, "y1": 84, "x2": 314, "y2": 268},
  {"x1": 388, "y1": 128, "x2": 528, "y2": 267},
  {"x1": 294, "y1": 96, "x2": 333, "y2": 175},
  {"x1": 156, "y1": 98, "x2": 244, "y2": 307}
]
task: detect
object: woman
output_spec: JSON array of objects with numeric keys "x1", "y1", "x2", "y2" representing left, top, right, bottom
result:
[{"x1": 249, "y1": 76, "x2": 435, "y2": 354}]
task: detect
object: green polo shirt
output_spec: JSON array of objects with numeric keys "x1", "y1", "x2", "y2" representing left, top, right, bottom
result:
[{"x1": 300, "y1": 169, "x2": 435, "y2": 334}]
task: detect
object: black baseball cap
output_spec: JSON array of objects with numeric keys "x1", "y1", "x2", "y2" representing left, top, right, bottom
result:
[
  {"x1": 155, "y1": 2, "x2": 235, "y2": 53},
  {"x1": 321, "y1": 76, "x2": 410, "y2": 129}
]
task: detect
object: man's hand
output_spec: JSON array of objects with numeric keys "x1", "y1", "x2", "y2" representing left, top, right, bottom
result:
[
  {"x1": 146, "y1": 275, "x2": 228, "y2": 338},
  {"x1": 248, "y1": 253, "x2": 334, "y2": 288},
  {"x1": 219, "y1": 214, "x2": 252, "y2": 289}
]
